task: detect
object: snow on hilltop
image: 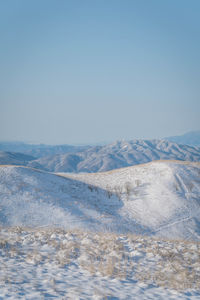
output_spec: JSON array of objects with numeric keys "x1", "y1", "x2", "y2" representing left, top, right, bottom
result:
[{"x1": 0, "y1": 161, "x2": 200, "y2": 240}]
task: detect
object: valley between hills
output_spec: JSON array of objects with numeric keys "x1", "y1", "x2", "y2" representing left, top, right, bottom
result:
[{"x1": 0, "y1": 137, "x2": 200, "y2": 299}]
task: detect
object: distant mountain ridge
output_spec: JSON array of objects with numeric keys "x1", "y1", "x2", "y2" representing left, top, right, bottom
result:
[
  {"x1": 0, "y1": 142, "x2": 89, "y2": 157},
  {"x1": 166, "y1": 130, "x2": 200, "y2": 146},
  {"x1": 0, "y1": 139, "x2": 200, "y2": 173},
  {"x1": 0, "y1": 151, "x2": 35, "y2": 166}
]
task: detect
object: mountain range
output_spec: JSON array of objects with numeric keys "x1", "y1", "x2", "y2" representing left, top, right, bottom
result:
[
  {"x1": 0, "y1": 139, "x2": 200, "y2": 173},
  {"x1": 166, "y1": 130, "x2": 200, "y2": 146},
  {"x1": 0, "y1": 141, "x2": 88, "y2": 157}
]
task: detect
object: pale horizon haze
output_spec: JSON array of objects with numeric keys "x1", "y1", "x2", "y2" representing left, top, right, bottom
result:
[{"x1": 0, "y1": 0, "x2": 200, "y2": 145}]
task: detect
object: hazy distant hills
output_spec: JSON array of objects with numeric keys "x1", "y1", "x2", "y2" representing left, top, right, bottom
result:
[
  {"x1": 166, "y1": 130, "x2": 200, "y2": 146},
  {"x1": 0, "y1": 151, "x2": 35, "y2": 166},
  {"x1": 1, "y1": 139, "x2": 200, "y2": 173},
  {"x1": 0, "y1": 142, "x2": 89, "y2": 157},
  {"x1": 29, "y1": 139, "x2": 200, "y2": 172}
]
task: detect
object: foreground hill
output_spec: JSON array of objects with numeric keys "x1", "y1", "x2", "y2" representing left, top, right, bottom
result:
[
  {"x1": 0, "y1": 161, "x2": 200, "y2": 240},
  {"x1": 1, "y1": 227, "x2": 199, "y2": 299},
  {"x1": 28, "y1": 139, "x2": 200, "y2": 172}
]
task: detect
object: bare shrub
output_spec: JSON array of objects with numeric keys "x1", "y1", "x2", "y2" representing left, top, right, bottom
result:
[
  {"x1": 107, "y1": 190, "x2": 113, "y2": 198},
  {"x1": 88, "y1": 185, "x2": 98, "y2": 192},
  {"x1": 113, "y1": 185, "x2": 123, "y2": 199},
  {"x1": 135, "y1": 179, "x2": 141, "y2": 187},
  {"x1": 124, "y1": 182, "x2": 132, "y2": 198},
  {"x1": 1, "y1": 226, "x2": 200, "y2": 293}
]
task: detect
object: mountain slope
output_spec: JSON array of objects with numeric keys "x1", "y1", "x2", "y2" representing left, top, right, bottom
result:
[
  {"x1": 166, "y1": 130, "x2": 200, "y2": 146},
  {"x1": 29, "y1": 139, "x2": 200, "y2": 172},
  {"x1": 61, "y1": 160, "x2": 200, "y2": 240},
  {"x1": 0, "y1": 161, "x2": 200, "y2": 240},
  {"x1": 0, "y1": 142, "x2": 89, "y2": 158},
  {"x1": 0, "y1": 151, "x2": 35, "y2": 166},
  {"x1": 0, "y1": 165, "x2": 123, "y2": 231}
]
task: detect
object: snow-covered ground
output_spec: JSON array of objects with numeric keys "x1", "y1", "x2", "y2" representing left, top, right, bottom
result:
[
  {"x1": 0, "y1": 161, "x2": 200, "y2": 299},
  {"x1": 60, "y1": 160, "x2": 200, "y2": 241},
  {"x1": 0, "y1": 161, "x2": 200, "y2": 240},
  {"x1": 0, "y1": 227, "x2": 200, "y2": 299}
]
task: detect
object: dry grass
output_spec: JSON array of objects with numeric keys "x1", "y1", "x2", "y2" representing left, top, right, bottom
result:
[{"x1": 0, "y1": 227, "x2": 199, "y2": 291}]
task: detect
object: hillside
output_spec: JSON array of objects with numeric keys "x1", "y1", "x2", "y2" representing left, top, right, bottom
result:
[
  {"x1": 0, "y1": 142, "x2": 89, "y2": 157},
  {"x1": 1, "y1": 162, "x2": 200, "y2": 298},
  {"x1": 0, "y1": 161, "x2": 200, "y2": 240},
  {"x1": 0, "y1": 151, "x2": 35, "y2": 166},
  {"x1": 166, "y1": 130, "x2": 200, "y2": 146}
]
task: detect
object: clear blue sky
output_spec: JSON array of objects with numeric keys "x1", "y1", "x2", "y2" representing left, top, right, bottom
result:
[{"x1": 1, "y1": 0, "x2": 200, "y2": 144}]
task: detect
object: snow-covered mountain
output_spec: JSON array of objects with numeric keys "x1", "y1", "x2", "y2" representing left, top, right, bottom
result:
[
  {"x1": 0, "y1": 142, "x2": 89, "y2": 157},
  {"x1": 166, "y1": 130, "x2": 200, "y2": 146},
  {"x1": 1, "y1": 161, "x2": 200, "y2": 240},
  {"x1": 0, "y1": 151, "x2": 35, "y2": 166},
  {"x1": 28, "y1": 139, "x2": 200, "y2": 172},
  {"x1": 1, "y1": 139, "x2": 200, "y2": 173}
]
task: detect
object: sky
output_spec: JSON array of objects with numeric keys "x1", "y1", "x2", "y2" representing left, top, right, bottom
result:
[{"x1": 0, "y1": 0, "x2": 200, "y2": 145}]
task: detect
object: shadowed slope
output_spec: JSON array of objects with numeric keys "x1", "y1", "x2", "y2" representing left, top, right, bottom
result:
[
  {"x1": 0, "y1": 161, "x2": 200, "y2": 240},
  {"x1": 60, "y1": 161, "x2": 200, "y2": 240}
]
